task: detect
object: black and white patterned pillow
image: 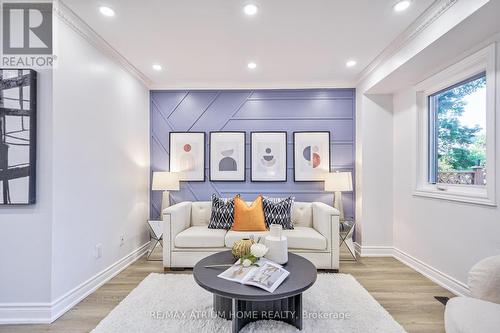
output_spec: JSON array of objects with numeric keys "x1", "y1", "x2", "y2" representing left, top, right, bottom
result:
[
  {"x1": 208, "y1": 194, "x2": 236, "y2": 230},
  {"x1": 262, "y1": 196, "x2": 295, "y2": 229}
]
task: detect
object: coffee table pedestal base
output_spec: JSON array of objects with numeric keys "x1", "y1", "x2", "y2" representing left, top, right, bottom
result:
[{"x1": 213, "y1": 294, "x2": 303, "y2": 332}]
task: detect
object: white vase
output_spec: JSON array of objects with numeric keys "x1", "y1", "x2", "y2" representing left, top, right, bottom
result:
[{"x1": 265, "y1": 224, "x2": 288, "y2": 264}]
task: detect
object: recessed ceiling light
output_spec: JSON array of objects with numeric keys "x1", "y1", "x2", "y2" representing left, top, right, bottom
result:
[
  {"x1": 393, "y1": 0, "x2": 411, "y2": 12},
  {"x1": 243, "y1": 4, "x2": 259, "y2": 16},
  {"x1": 247, "y1": 62, "x2": 257, "y2": 70},
  {"x1": 99, "y1": 6, "x2": 115, "y2": 17},
  {"x1": 346, "y1": 60, "x2": 357, "y2": 68},
  {"x1": 152, "y1": 64, "x2": 162, "y2": 71}
]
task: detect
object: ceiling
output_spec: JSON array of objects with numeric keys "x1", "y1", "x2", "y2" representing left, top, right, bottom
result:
[
  {"x1": 368, "y1": 0, "x2": 500, "y2": 94},
  {"x1": 62, "y1": 0, "x2": 435, "y2": 89}
]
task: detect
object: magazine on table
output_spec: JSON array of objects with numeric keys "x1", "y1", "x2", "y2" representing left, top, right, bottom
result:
[{"x1": 217, "y1": 258, "x2": 289, "y2": 293}]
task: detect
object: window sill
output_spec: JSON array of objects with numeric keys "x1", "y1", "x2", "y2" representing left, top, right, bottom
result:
[{"x1": 413, "y1": 187, "x2": 497, "y2": 207}]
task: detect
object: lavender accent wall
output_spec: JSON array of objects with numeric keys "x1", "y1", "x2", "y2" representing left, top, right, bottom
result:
[{"x1": 150, "y1": 89, "x2": 355, "y2": 219}]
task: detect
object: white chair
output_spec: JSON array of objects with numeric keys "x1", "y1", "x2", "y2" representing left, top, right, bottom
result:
[{"x1": 445, "y1": 255, "x2": 500, "y2": 332}]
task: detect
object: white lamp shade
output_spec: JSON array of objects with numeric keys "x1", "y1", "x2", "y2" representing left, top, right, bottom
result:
[
  {"x1": 324, "y1": 172, "x2": 353, "y2": 192},
  {"x1": 152, "y1": 172, "x2": 180, "y2": 191}
]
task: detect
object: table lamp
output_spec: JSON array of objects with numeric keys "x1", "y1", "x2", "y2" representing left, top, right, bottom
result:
[
  {"x1": 324, "y1": 171, "x2": 353, "y2": 220},
  {"x1": 152, "y1": 171, "x2": 180, "y2": 214}
]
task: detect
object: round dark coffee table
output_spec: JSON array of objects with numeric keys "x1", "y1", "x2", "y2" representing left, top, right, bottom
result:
[{"x1": 193, "y1": 251, "x2": 317, "y2": 332}]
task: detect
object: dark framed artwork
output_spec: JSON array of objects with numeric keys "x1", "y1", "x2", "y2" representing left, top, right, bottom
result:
[
  {"x1": 0, "y1": 69, "x2": 37, "y2": 205},
  {"x1": 251, "y1": 131, "x2": 287, "y2": 182},
  {"x1": 169, "y1": 132, "x2": 205, "y2": 181},
  {"x1": 293, "y1": 131, "x2": 331, "y2": 181},
  {"x1": 209, "y1": 131, "x2": 246, "y2": 181}
]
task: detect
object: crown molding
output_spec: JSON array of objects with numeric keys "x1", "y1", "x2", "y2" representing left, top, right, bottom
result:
[
  {"x1": 54, "y1": 0, "x2": 153, "y2": 88},
  {"x1": 356, "y1": 0, "x2": 459, "y2": 86},
  {"x1": 149, "y1": 81, "x2": 355, "y2": 91}
]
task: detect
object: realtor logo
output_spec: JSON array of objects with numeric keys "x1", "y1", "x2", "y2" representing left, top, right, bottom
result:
[{"x1": 2, "y1": 2, "x2": 53, "y2": 55}]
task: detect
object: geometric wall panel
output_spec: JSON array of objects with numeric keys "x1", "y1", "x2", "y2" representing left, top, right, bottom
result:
[{"x1": 150, "y1": 89, "x2": 355, "y2": 219}]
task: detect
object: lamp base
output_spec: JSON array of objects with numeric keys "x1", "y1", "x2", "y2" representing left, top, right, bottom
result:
[
  {"x1": 333, "y1": 191, "x2": 345, "y2": 221},
  {"x1": 161, "y1": 191, "x2": 170, "y2": 216}
]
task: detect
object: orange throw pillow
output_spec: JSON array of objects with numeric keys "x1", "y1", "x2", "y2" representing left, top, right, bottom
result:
[{"x1": 232, "y1": 195, "x2": 267, "y2": 231}]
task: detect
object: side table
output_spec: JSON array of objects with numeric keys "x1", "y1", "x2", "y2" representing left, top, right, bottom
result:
[
  {"x1": 340, "y1": 219, "x2": 356, "y2": 261},
  {"x1": 147, "y1": 220, "x2": 163, "y2": 261}
]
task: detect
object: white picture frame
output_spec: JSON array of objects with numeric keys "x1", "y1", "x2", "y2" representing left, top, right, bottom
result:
[
  {"x1": 169, "y1": 132, "x2": 205, "y2": 181},
  {"x1": 210, "y1": 132, "x2": 246, "y2": 181},
  {"x1": 251, "y1": 132, "x2": 287, "y2": 182},
  {"x1": 293, "y1": 131, "x2": 331, "y2": 181}
]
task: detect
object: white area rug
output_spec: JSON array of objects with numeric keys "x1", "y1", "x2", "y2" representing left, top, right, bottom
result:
[{"x1": 91, "y1": 273, "x2": 406, "y2": 333}]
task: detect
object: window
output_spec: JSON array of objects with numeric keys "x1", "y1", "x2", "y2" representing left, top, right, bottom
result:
[
  {"x1": 415, "y1": 44, "x2": 496, "y2": 206},
  {"x1": 428, "y1": 73, "x2": 487, "y2": 186}
]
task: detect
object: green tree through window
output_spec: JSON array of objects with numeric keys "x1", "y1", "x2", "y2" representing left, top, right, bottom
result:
[{"x1": 434, "y1": 75, "x2": 486, "y2": 172}]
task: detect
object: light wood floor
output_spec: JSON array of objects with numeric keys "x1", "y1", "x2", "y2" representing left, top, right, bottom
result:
[{"x1": 0, "y1": 247, "x2": 454, "y2": 333}]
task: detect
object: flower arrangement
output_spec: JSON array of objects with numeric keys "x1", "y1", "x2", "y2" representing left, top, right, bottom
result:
[{"x1": 238, "y1": 243, "x2": 268, "y2": 267}]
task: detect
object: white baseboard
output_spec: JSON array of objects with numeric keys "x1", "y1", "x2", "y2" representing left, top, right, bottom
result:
[
  {"x1": 353, "y1": 243, "x2": 469, "y2": 297},
  {"x1": 50, "y1": 242, "x2": 150, "y2": 322},
  {"x1": 0, "y1": 303, "x2": 52, "y2": 324},
  {"x1": 392, "y1": 247, "x2": 469, "y2": 297},
  {"x1": 0, "y1": 242, "x2": 150, "y2": 325},
  {"x1": 354, "y1": 243, "x2": 394, "y2": 257}
]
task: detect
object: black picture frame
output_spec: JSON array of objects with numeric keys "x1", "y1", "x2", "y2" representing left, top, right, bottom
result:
[
  {"x1": 0, "y1": 69, "x2": 37, "y2": 205},
  {"x1": 169, "y1": 131, "x2": 206, "y2": 182},
  {"x1": 250, "y1": 131, "x2": 287, "y2": 182},
  {"x1": 209, "y1": 131, "x2": 246, "y2": 182},
  {"x1": 293, "y1": 131, "x2": 331, "y2": 182}
]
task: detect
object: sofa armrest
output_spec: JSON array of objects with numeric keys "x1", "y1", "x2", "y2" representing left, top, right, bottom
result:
[
  {"x1": 163, "y1": 202, "x2": 191, "y2": 267},
  {"x1": 312, "y1": 202, "x2": 340, "y2": 269},
  {"x1": 163, "y1": 202, "x2": 192, "y2": 239},
  {"x1": 312, "y1": 202, "x2": 340, "y2": 244}
]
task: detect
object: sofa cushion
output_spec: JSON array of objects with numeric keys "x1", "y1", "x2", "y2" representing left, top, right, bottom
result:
[
  {"x1": 445, "y1": 297, "x2": 500, "y2": 333},
  {"x1": 225, "y1": 230, "x2": 270, "y2": 248},
  {"x1": 175, "y1": 226, "x2": 226, "y2": 248},
  {"x1": 191, "y1": 202, "x2": 212, "y2": 226},
  {"x1": 282, "y1": 227, "x2": 327, "y2": 250},
  {"x1": 291, "y1": 202, "x2": 313, "y2": 227},
  {"x1": 225, "y1": 227, "x2": 326, "y2": 251}
]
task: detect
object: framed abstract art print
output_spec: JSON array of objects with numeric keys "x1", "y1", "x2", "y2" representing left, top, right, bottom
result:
[
  {"x1": 0, "y1": 69, "x2": 37, "y2": 205},
  {"x1": 169, "y1": 132, "x2": 205, "y2": 181},
  {"x1": 293, "y1": 131, "x2": 330, "y2": 181},
  {"x1": 209, "y1": 131, "x2": 246, "y2": 181},
  {"x1": 251, "y1": 132, "x2": 287, "y2": 182}
]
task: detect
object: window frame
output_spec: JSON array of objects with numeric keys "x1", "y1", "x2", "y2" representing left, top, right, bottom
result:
[{"x1": 414, "y1": 44, "x2": 497, "y2": 206}]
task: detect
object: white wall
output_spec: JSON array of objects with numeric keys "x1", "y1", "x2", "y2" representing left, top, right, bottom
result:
[
  {"x1": 355, "y1": 92, "x2": 394, "y2": 249},
  {"x1": 392, "y1": 40, "x2": 500, "y2": 286},
  {"x1": 0, "y1": 12, "x2": 150, "y2": 323},
  {"x1": 351, "y1": 0, "x2": 488, "y2": 252},
  {"x1": 51, "y1": 19, "x2": 150, "y2": 302},
  {"x1": 0, "y1": 69, "x2": 53, "y2": 305},
  {"x1": 354, "y1": 0, "x2": 500, "y2": 292}
]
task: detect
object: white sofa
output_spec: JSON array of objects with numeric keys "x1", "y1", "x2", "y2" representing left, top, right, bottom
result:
[
  {"x1": 445, "y1": 255, "x2": 500, "y2": 332},
  {"x1": 162, "y1": 201, "x2": 340, "y2": 270}
]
